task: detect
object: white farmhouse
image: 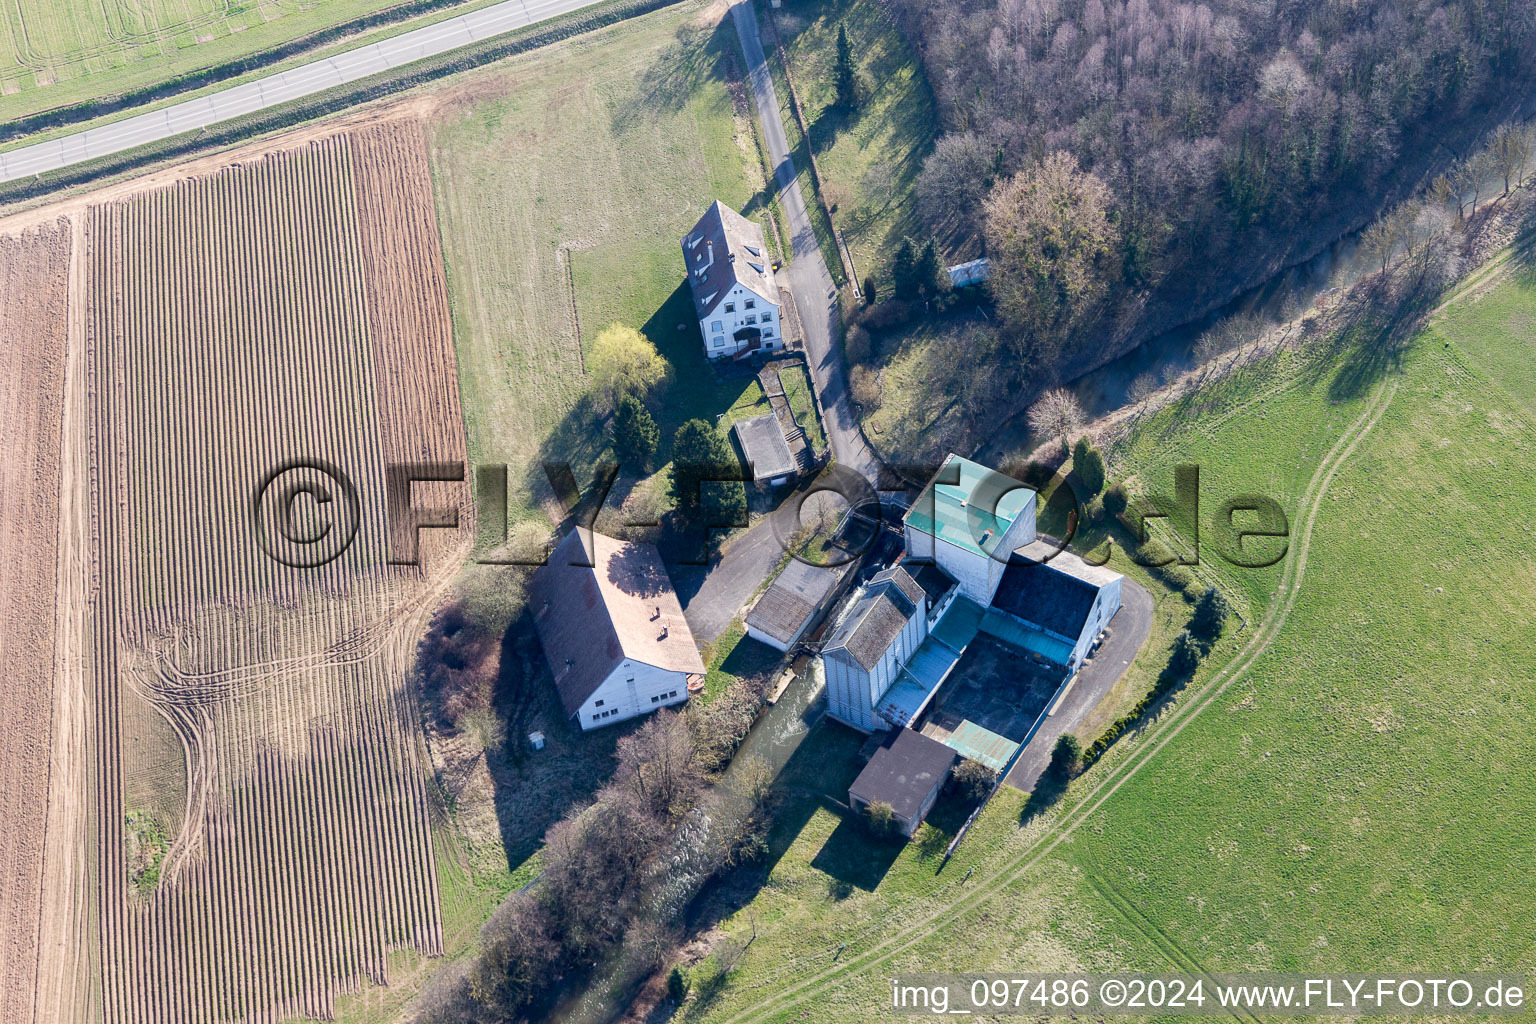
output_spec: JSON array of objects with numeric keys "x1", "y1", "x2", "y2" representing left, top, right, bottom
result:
[
  {"x1": 682, "y1": 200, "x2": 783, "y2": 359},
  {"x1": 903, "y1": 454, "x2": 1038, "y2": 604},
  {"x1": 531, "y1": 528, "x2": 705, "y2": 731}
]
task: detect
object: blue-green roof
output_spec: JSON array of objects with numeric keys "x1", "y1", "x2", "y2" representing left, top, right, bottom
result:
[
  {"x1": 904, "y1": 455, "x2": 1033, "y2": 558},
  {"x1": 942, "y1": 721, "x2": 1020, "y2": 772}
]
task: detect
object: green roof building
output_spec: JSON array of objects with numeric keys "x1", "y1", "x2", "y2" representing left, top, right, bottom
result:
[{"x1": 902, "y1": 454, "x2": 1037, "y2": 603}]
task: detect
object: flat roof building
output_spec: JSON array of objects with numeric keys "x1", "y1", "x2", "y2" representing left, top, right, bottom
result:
[
  {"x1": 848, "y1": 727, "x2": 958, "y2": 837},
  {"x1": 732, "y1": 412, "x2": 797, "y2": 484}
]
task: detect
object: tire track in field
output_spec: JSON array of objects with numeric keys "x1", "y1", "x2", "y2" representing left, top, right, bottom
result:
[{"x1": 718, "y1": 374, "x2": 1400, "y2": 1024}]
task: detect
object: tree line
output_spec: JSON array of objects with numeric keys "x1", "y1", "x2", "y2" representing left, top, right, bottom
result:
[
  {"x1": 889, "y1": 0, "x2": 1536, "y2": 381},
  {"x1": 416, "y1": 679, "x2": 775, "y2": 1023}
]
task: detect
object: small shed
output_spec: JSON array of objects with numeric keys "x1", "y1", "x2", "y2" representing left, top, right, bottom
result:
[
  {"x1": 947, "y1": 257, "x2": 990, "y2": 288},
  {"x1": 745, "y1": 559, "x2": 842, "y2": 651},
  {"x1": 848, "y1": 727, "x2": 958, "y2": 837},
  {"x1": 733, "y1": 413, "x2": 797, "y2": 484}
]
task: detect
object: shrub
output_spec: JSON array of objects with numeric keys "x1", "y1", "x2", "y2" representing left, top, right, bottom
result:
[
  {"x1": 843, "y1": 323, "x2": 872, "y2": 364},
  {"x1": 1167, "y1": 629, "x2": 1204, "y2": 679},
  {"x1": 1190, "y1": 586, "x2": 1231, "y2": 646},
  {"x1": 1046, "y1": 733, "x2": 1083, "y2": 782},
  {"x1": 1103, "y1": 481, "x2": 1128, "y2": 519},
  {"x1": 863, "y1": 800, "x2": 900, "y2": 838},
  {"x1": 849, "y1": 365, "x2": 881, "y2": 410},
  {"x1": 950, "y1": 758, "x2": 997, "y2": 802},
  {"x1": 864, "y1": 298, "x2": 914, "y2": 330},
  {"x1": 1072, "y1": 436, "x2": 1106, "y2": 495}
]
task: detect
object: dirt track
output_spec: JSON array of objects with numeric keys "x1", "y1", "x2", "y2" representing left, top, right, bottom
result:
[{"x1": 0, "y1": 220, "x2": 69, "y2": 1024}]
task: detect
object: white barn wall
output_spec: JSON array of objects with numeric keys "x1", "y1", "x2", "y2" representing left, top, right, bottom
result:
[{"x1": 576, "y1": 659, "x2": 689, "y2": 730}]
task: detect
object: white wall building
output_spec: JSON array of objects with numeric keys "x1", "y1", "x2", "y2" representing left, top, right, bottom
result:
[
  {"x1": 821, "y1": 567, "x2": 928, "y2": 732},
  {"x1": 682, "y1": 200, "x2": 783, "y2": 360},
  {"x1": 903, "y1": 454, "x2": 1038, "y2": 604},
  {"x1": 531, "y1": 528, "x2": 706, "y2": 731}
]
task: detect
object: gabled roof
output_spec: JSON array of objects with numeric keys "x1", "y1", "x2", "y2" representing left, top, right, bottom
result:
[
  {"x1": 824, "y1": 566, "x2": 922, "y2": 672},
  {"x1": 682, "y1": 201, "x2": 778, "y2": 320},
  {"x1": 849, "y1": 727, "x2": 957, "y2": 821},
  {"x1": 991, "y1": 545, "x2": 1118, "y2": 641},
  {"x1": 746, "y1": 559, "x2": 842, "y2": 646},
  {"x1": 733, "y1": 413, "x2": 796, "y2": 482},
  {"x1": 903, "y1": 453, "x2": 1034, "y2": 558},
  {"x1": 531, "y1": 528, "x2": 705, "y2": 717}
]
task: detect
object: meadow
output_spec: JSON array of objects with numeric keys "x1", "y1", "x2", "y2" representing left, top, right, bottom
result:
[
  {"x1": 681, "y1": 261, "x2": 1536, "y2": 1020},
  {"x1": 427, "y1": 0, "x2": 784, "y2": 533}
]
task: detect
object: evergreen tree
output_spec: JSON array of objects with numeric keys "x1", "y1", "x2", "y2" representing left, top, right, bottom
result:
[
  {"x1": 916, "y1": 237, "x2": 949, "y2": 297},
  {"x1": 834, "y1": 24, "x2": 858, "y2": 110},
  {"x1": 1046, "y1": 733, "x2": 1083, "y2": 782},
  {"x1": 1190, "y1": 586, "x2": 1231, "y2": 646},
  {"x1": 1167, "y1": 628, "x2": 1203, "y2": 678},
  {"x1": 611, "y1": 393, "x2": 659, "y2": 468},
  {"x1": 1072, "y1": 436, "x2": 1106, "y2": 495},
  {"x1": 890, "y1": 236, "x2": 920, "y2": 298},
  {"x1": 671, "y1": 419, "x2": 747, "y2": 527},
  {"x1": 863, "y1": 275, "x2": 877, "y2": 305}
]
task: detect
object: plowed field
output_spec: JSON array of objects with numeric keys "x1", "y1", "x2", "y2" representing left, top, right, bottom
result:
[
  {"x1": 0, "y1": 219, "x2": 70, "y2": 1024},
  {"x1": 0, "y1": 119, "x2": 471, "y2": 1024}
]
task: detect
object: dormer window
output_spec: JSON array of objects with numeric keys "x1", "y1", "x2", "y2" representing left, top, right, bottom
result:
[
  {"x1": 748, "y1": 262, "x2": 764, "y2": 274},
  {"x1": 745, "y1": 245, "x2": 761, "y2": 257}
]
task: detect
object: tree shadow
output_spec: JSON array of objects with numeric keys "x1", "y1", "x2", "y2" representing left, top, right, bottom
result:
[
  {"x1": 612, "y1": 16, "x2": 739, "y2": 136},
  {"x1": 605, "y1": 542, "x2": 675, "y2": 598}
]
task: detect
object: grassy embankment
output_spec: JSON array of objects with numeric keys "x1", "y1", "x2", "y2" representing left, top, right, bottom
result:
[
  {"x1": 429, "y1": 0, "x2": 787, "y2": 533},
  {"x1": 764, "y1": 0, "x2": 933, "y2": 286},
  {"x1": 678, "y1": 262, "x2": 1536, "y2": 1021}
]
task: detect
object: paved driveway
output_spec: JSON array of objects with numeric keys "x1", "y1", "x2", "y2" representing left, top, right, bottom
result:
[
  {"x1": 1004, "y1": 579, "x2": 1155, "y2": 791},
  {"x1": 730, "y1": 1, "x2": 878, "y2": 481}
]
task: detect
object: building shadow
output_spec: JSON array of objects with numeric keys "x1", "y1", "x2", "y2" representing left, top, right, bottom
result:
[{"x1": 809, "y1": 816, "x2": 902, "y2": 891}]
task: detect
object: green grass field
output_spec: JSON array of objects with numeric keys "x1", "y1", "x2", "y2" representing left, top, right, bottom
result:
[
  {"x1": 428, "y1": 0, "x2": 780, "y2": 531},
  {"x1": 682, "y1": 263, "x2": 1536, "y2": 1021}
]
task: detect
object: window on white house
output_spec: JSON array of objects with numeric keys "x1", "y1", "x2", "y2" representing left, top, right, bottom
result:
[
  {"x1": 764, "y1": 326, "x2": 774, "y2": 337},
  {"x1": 745, "y1": 315, "x2": 756, "y2": 325},
  {"x1": 712, "y1": 336, "x2": 724, "y2": 347},
  {"x1": 744, "y1": 299, "x2": 755, "y2": 309},
  {"x1": 594, "y1": 700, "x2": 604, "y2": 707},
  {"x1": 725, "y1": 302, "x2": 734, "y2": 312},
  {"x1": 762, "y1": 311, "x2": 772, "y2": 322},
  {"x1": 712, "y1": 320, "x2": 723, "y2": 333}
]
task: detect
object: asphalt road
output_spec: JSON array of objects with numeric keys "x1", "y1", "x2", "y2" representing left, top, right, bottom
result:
[
  {"x1": 0, "y1": 0, "x2": 605, "y2": 183},
  {"x1": 730, "y1": 0, "x2": 878, "y2": 481},
  {"x1": 1004, "y1": 579, "x2": 1155, "y2": 791}
]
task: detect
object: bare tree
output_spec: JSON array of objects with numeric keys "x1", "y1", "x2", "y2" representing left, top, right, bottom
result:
[
  {"x1": 1127, "y1": 373, "x2": 1158, "y2": 409},
  {"x1": 615, "y1": 710, "x2": 701, "y2": 820},
  {"x1": 1027, "y1": 387, "x2": 1086, "y2": 452},
  {"x1": 1490, "y1": 121, "x2": 1535, "y2": 194},
  {"x1": 1466, "y1": 147, "x2": 1499, "y2": 214}
]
